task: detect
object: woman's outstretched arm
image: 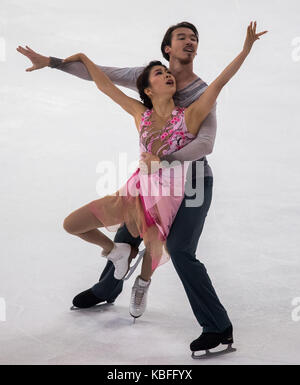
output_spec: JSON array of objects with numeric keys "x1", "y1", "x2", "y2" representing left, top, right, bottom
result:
[
  {"x1": 185, "y1": 21, "x2": 268, "y2": 136},
  {"x1": 62, "y1": 53, "x2": 146, "y2": 118}
]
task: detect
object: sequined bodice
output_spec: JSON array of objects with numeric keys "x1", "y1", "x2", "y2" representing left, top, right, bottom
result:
[{"x1": 139, "y1": 106, "x2": 196, "y2": 158}]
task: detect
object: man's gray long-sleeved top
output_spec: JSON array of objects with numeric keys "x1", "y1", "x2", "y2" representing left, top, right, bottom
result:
[{"x1": 49, "y1": 57, "x2": 216, "y2": 178}]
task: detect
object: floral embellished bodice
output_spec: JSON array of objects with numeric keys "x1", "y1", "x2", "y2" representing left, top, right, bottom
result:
[{"x1": 139, "y1": 106, "x2": 196, "y2": 158}]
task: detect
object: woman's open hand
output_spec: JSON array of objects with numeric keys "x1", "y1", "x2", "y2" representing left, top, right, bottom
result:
[
  {"x1": 243, "y1": 21, "x2": 268, "y2": 54},
  {"x1": 62, "y1": 53, "x2": 86, "y2": 63}
]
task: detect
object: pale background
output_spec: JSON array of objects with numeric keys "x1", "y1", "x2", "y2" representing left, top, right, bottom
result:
[{"x1": 0, "y1": 0, "x2": 300, "y2": 365}]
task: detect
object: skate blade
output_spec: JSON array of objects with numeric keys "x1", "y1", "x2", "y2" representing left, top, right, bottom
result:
[
  {"x1": 129, "y1": 312, "x2": 142, "y2": 324},
  {"x1": 131, "y1": 315, "x2": 141, "y2": 324},
  {"x1": 123, "y1": 249, "x2": 145, "y2": 281},
  {"x1": 70, "y1": 302, "x2": 114, "y2": 311},
  {"x1": 191, "y1": 344, "x2": 237, "y2": 359}
]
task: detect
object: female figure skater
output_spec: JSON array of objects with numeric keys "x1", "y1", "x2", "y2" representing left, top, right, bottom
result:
[{"x1": 62, "y1": 22, "x2": 267, "y2": 317}]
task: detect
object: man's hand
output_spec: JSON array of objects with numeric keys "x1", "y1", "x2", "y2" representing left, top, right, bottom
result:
[
  {"x1": 139, "y1": 152, "x2": 161, "y2": 174},
  {"x1": 243, "y1": 21, "x2": 268, "y2": 54},
  {"x1": 16, "y1": 45, "x2": 50, "y2": 72}
]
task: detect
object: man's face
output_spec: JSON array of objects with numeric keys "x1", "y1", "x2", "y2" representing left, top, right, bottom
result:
[{"x1": 165, "y1": 27, "x2": 198, "y2": 64}]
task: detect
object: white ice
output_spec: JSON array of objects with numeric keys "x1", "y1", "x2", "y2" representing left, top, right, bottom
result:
[{"x1": 1, "y1": 0, "x2": 300, "y2": 365}]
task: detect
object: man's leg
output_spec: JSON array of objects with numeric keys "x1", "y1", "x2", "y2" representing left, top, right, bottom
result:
[
  {"x1": 166, "y1": 176, "x2": 232, "y2": 333},
  {"x1": 72, "y1": 224, "x2": 142, "y2": 307}
]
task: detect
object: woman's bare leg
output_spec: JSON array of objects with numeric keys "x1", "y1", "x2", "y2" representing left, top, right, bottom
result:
[
  {"x1": 63, "y1": 202, "x2": 138, "y2": 263},
  {"x1": 140, "y1": 248, "x2": 154, "y2": 281},
  {"x1": 140, "y1": 238, "x2": 163, "y2": 281},
  {"x1": 63, "y1": 203, "x2": 114, "y2": 254}
]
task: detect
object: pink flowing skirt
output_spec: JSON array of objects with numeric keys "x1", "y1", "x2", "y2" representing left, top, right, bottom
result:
[{"x1": 88, "y1": 164, "x2": 188, "y2": 271}]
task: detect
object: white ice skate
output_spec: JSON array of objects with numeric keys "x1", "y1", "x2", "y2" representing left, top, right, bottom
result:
[
  {"x1": 102, "y1": 242, "x2": 132, "y2": 280},
  {"x1": 102, "y1": 243, "x2": 145, "y2": 281},
  {"x1": 129, "y1": 275, "x2": 151, "y2": 321}
]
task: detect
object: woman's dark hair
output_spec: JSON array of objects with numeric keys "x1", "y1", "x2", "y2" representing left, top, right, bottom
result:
[
  {"x1": 136, "y1": 60, "x2": 168, "y2": 109},
  {"x1": 161, "y1": 21, "x2": 199, "y2": 61}
]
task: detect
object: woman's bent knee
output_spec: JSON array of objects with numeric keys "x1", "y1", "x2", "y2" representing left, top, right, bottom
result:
[
  {"x1": 63, "y1": 215, "x2": 76, "y2": 234},
  {"x1": 63, "y1": 203, "x2": 104, "y2": 234}
]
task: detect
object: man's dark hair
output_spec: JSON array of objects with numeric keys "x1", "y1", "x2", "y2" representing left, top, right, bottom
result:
[
  {"x1": 136, "y1": 60, "x2": 168, "y2": 109},
  {"x1": 161, "y1": 21, "x2": 199, "y2": 61}
]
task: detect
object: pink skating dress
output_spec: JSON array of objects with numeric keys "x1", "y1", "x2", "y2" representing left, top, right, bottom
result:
[{"x1": 88, "y1": 106, "x2": 196, "y2": 271}]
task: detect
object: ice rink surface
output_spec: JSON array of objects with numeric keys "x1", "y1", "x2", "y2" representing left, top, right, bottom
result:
[{"x1": 1, "y1": 0, "x2": 300, "y2": 365}]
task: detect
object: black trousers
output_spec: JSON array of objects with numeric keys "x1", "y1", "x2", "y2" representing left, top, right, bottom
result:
[{"x1": 91, "y1": 176, "x2": 231, "y2": 333}]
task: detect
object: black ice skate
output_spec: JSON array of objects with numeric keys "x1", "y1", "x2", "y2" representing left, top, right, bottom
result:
[
  {"x1": 70, "y1": 288, "x2": 115, "y2": 310},
  {"x1": 190, "y1": 325, "x2": 236, "y2": 359}
]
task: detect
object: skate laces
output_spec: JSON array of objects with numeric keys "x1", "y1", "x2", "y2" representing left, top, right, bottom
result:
[
  {"x1": 132, "y1": 278, "x2": 150, "y2": 306},
  {"x1": 134, "y1": 288, "x2": 145, "y2": 306}
]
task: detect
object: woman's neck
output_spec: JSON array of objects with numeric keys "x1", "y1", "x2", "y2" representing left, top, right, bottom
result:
[{"x1": 151, "y1": 97, "x2": 175, "y2": 119}]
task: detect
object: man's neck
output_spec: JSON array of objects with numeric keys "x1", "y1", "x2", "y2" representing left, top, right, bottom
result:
[{"x1": 169, "y1": 58, "x2": 199, "y2": 91}]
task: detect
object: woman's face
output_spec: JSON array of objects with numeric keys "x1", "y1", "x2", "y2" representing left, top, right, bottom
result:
[{"x1": 145, "y1": 65, "x2": 176, "y2": 99}]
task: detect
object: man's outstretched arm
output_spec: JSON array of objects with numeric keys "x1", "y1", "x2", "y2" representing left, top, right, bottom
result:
[
  {"x1": 49, "y1": 56, "x2": 144, "y2": 92},
  {"x1": 16, "y1": 45, "x2": 144, "y2": 92},
  {"x1": 162, "y1": 103, "x2": 217, "y2": 163}
]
